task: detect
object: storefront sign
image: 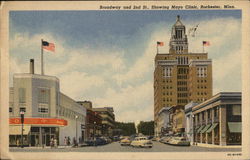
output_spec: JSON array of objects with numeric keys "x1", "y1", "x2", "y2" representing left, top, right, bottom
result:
[{"x1": 9, "y1": 118, "x2": 68, "y2": 126}]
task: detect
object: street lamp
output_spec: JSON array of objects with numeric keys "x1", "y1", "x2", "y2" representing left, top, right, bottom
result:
[
  {"x1": 75, "y1": 115, "x2": 78, "y2": 146},
  {"x1": 94, "y1": 121, "x2": 96, "y2": 146},
  {"x1": 20, "y1": 111, "x2": 25, "y2": 148}
]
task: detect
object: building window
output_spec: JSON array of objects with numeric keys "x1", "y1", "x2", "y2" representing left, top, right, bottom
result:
[
  {"x1": 197, "y1": 67, "x2": 207, "y2": 77},
  {"x1": 18, "y1": 88, "x2": 26, "y2": 103},
  {"x1": 38, "y1": 88, "x2": 50, "y2": 104},
  {"x1": 19, "y1": 107, "x2": 26, "y2": 112},
  {"x1": 163, "y1": 67, "x2": 172, "y2": 77},
  {"x1": 9, "y1": 108, "x2": 13, "y2": 113},
  {"x1": 232, "y1": 105, "x2": 241, "y2": 116},
  {"x1": 38, "y1": 104, "x2": 49, "y2": 113}
]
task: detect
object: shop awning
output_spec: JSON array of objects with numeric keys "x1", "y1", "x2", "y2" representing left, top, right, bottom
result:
[
  {"x1": 200, "y1": 124, "x2": 211, "y2": 133},
  {"x1": 228, "y1": 122, "x2": 241, "y2": 133},
  {"x1": 196, "y1": 125, "x2": 205, "y2": 133},
  {"x1": 9, "y1": 125, "x2": 31, "y2": 135},
  {"x1": 206, "y1": 123, "x2": 218, "y2": 133}
]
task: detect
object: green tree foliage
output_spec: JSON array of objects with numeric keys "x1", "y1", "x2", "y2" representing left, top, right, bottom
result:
[
  {"x1": 114, "y1": 122, "x2": 136, "y2": 136},
  {"x1": 137, "y1": 121, "x2": 154, "y2": 136}
]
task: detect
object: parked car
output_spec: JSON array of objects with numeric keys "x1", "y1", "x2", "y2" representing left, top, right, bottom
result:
[
  {"x1": 113, "y1": 136, "x2": 120, "y2": 142},
  {"x1": 159, "y1": 137, "x2": 166, "y2": 143},
  {"x1": 130, "y1": 137, "x2": 153, "y2": 148},
  {"x1": 168, "y1": 137, "x2": 190, "y2": 146},
  {"x1": 120, "y1": 137, "x2": 131, "y2": 146}
]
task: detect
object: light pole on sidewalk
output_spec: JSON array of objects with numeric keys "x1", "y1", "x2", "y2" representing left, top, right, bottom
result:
[
  {"x1": 75, "y1": 115, "x2": 78, "y2": 145},
  {"x1": 20, "y1": 111, "x2": 25, "y2": 148}
]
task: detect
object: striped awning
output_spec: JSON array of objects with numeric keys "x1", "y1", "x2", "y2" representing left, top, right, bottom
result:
[
  {"x1": 196, "y1": 125, "x2": 205, "y2": 133},
  {"x1": 200, "y1": 124, "x2": 211, "y2": 133},
  {"x1": 206, "y1": 123, "x2": 218, "y2": 133},
  {"x1": 228, "y1": 122, "x2": 241, "y2": 133}
]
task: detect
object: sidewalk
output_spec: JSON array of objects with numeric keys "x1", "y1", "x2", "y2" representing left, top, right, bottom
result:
[
  {"x1": 10, "y1": 146, "x2": 72, "y2": 149},
  {"x1": 195, "y1": 143, "x2": 242, "y2": 148}
]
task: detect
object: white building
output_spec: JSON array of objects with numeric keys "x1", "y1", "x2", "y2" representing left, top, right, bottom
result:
[
  {"x1": 155, "y1": 107, "x2": 171, "y2": 137},
  {"x1": 9, "y1": 59, "x2": 86, "y2": 146},
  {"x1": 184, "y1": 101, "x2": 198, "y2": 144}
]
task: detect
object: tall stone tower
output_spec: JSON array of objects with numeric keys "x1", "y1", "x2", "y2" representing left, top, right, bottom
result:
[{"x1": 154, "y1": 15, "x2": 212, "y2": 135}]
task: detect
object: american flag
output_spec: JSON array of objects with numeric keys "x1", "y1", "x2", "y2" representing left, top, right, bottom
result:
[
  {"x1": 42, "y1": 41, "x2": 55, "y2": 52},
  {"x1": 157, "y1": 41, "x2": 164, "y2": 46},
  {"x1": 203, "y1": 41, "x2": 210, "y2": 46}
]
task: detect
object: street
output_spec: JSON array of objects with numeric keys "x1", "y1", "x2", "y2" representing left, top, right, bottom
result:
[{"x1": 10, "y1": 141, "x2": 241, "y2": 152}]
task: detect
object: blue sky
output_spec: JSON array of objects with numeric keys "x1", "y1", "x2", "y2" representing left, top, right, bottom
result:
[{"x1": 9, "y1": 10, "x2": 241, "y2": 122}]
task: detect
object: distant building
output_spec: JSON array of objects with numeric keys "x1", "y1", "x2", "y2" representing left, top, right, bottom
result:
[
  {"x1": 92, "y1": 107, "x2": 115, "y2": 137},
  {"x1": 154, "y1": 15, "x2": 213, "y2": 135},
  {"x1": 77, "y1": 101, "x2": 102, "y2": 140},
  {"x1": 9, "y1": 59, "x2": 87, "y2": 146},
  {"x1": 192, "y1": 92, "x2": 241, "y2": 146},
  {"x1": 155, "y1": 107, "x2": 171, "y2": 137},
  {"x1": 77, "y1": 101, "x2": 92, "y2": 110},
  {"x1": 184, "y1": 101, "x2": 199, "y2": 143}
]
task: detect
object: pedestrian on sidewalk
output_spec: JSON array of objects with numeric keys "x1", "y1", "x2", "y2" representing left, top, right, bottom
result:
[
  {"x1": 67, "y1": 136, "x2": 71, "y2": 146},
  {"x1": 54, "y1": 138, "x2": 58, "y2": 148},
  {"x1": 64, "y1": 136, "x2": 67, "y2": 147},
  {"x1": 50, "y1": 138, "x2": 54, "y2": 148}
]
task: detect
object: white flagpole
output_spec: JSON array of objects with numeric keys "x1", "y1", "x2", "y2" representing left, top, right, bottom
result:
[
  {"x1": 157, "y1": 43, "x2": 159, "y2": 54},
  {"x1": 202, "y1": 43, "x2": 204, "y2": 53},
  {"x1": 41, "y1": 39, "x2": 44, "y2": 75}
]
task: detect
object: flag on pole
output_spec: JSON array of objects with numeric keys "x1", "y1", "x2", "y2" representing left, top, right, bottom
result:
[
  {"x1": 202, "y1": 41, "x2": 210, "y2": 46},
  {"x1": 157, "y1": 41, "x2": 164, "y2": 46},
  {"x1": 42, "y1": 41, "x2": 55, "y2": 52}
]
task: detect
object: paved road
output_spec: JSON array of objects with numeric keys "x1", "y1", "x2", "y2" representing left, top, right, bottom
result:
[{"x1": 10, "y1": 141, "x2": 242, "y2": 152}]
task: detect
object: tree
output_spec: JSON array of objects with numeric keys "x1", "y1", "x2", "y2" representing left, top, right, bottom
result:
[
  {"x1": 137, "y1": 121, "x2": 154, "y2": 135},
  {"x1": 114, "y1": 122, "x2": 136, "y2": 136}
]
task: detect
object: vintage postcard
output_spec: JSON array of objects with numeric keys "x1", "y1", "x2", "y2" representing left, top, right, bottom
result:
[{"x1": 0, "y1": 1, "x2": 250, "y2": 160}]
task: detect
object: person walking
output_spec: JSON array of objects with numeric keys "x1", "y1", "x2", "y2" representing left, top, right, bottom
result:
[
  {"x1": 50, "y1": 138, "x2": 54, "y2": 148},
  {"x1": 54, "y1": 138, "x2": 57, "y2": 148},
  {"x1": 64, "y1": 136, "x2": 67, "y2": 147},
  {"x1": 67, "y1": 137, "x2": 71, "y2": 146}
]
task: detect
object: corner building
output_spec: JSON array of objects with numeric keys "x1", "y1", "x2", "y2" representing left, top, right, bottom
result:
[{"x1": 154, "y1": 16, "x2": 212, "y2": 135}]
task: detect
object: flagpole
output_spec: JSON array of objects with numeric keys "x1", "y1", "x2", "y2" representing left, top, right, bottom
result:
[
  {"x1": 41, "y1": 39, "x2": 44, "y2": 75},
  {"x1": 202, "y1": 43, "x2": 204, "y2": 53},
  {"x1": 157, "y1": 44, "x2": 158, "y2": 54}
]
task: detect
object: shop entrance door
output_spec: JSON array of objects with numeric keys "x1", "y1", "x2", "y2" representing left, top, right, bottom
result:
[{"x1": 30, "y1": 134, "x2": 39, "y2": 146}]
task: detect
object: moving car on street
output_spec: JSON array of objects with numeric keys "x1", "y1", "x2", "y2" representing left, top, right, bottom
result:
[
  {"x1": 120, "y1": 137, "x2": 131, "y2": 146},
  {"x1": 168, "y1": 137, "x2": 190, "y2": 146},
  {"x1": 130, "y1": 137, "x2": 153, "y2": 148}
]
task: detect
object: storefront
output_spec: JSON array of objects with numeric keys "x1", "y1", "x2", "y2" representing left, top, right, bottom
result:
[{"x1": 9, "y1": 118, "x2": 67, "y2": 147}]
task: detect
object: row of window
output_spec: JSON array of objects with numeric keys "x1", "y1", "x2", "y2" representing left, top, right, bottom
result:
[
  {"x1": 177, "y1": 75, "x2": 187, "y2": 79},
  {"x1": 9, "y1": 106, "x2": 49, "y2": 114},
  {"x1": 163, "y1": 98, "x2": 172, "y2": 102},
  {"x1": 197, "y1": 85, "x2": 207, "y2": 89},
  {"x1": 177, "y1": 87, "x2": 187, "y2": 91},
  {"x1": 163, "y1": 92, "x2": 173, "y2": 95},
  {"x1": 58, "y1": 107, "x2": 84, "y2": 122},
  {"x1": 162, "y1": 80, "x2": 172, "y2": 83},
  {"x1": 178, "y1": 68, "x2": 189, "y2": 74},
  {"x1": 175, "y1": 29, "x2": 184, "y2": 39},
  {"x1": 163, "y1": 86, "x2": 173, "y2": 89},
  {"x1": 177, "y1": 81, "x2": 187, "y2": 85},
  {"x1": 176, "y1": 56, "x2": 189, "y2": 64},
  {"x1": 177, "y1": 99, "x2": 188, "y2": 103},
  {"x1": 197, "y1": 92, "x2": 207, "y2": 96},
  {"x1": 163, "y1": 67, "x2": 173, "y2": 77},
  {"x1": 197, "y1": 67, "x2": 208, "y2": 77},
  {"x1": 178, "y1": 93, "x2": 188, "y2": 97},
  {"x1": 197, "y1": 79, "x2": 207, "y2": 83}
]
